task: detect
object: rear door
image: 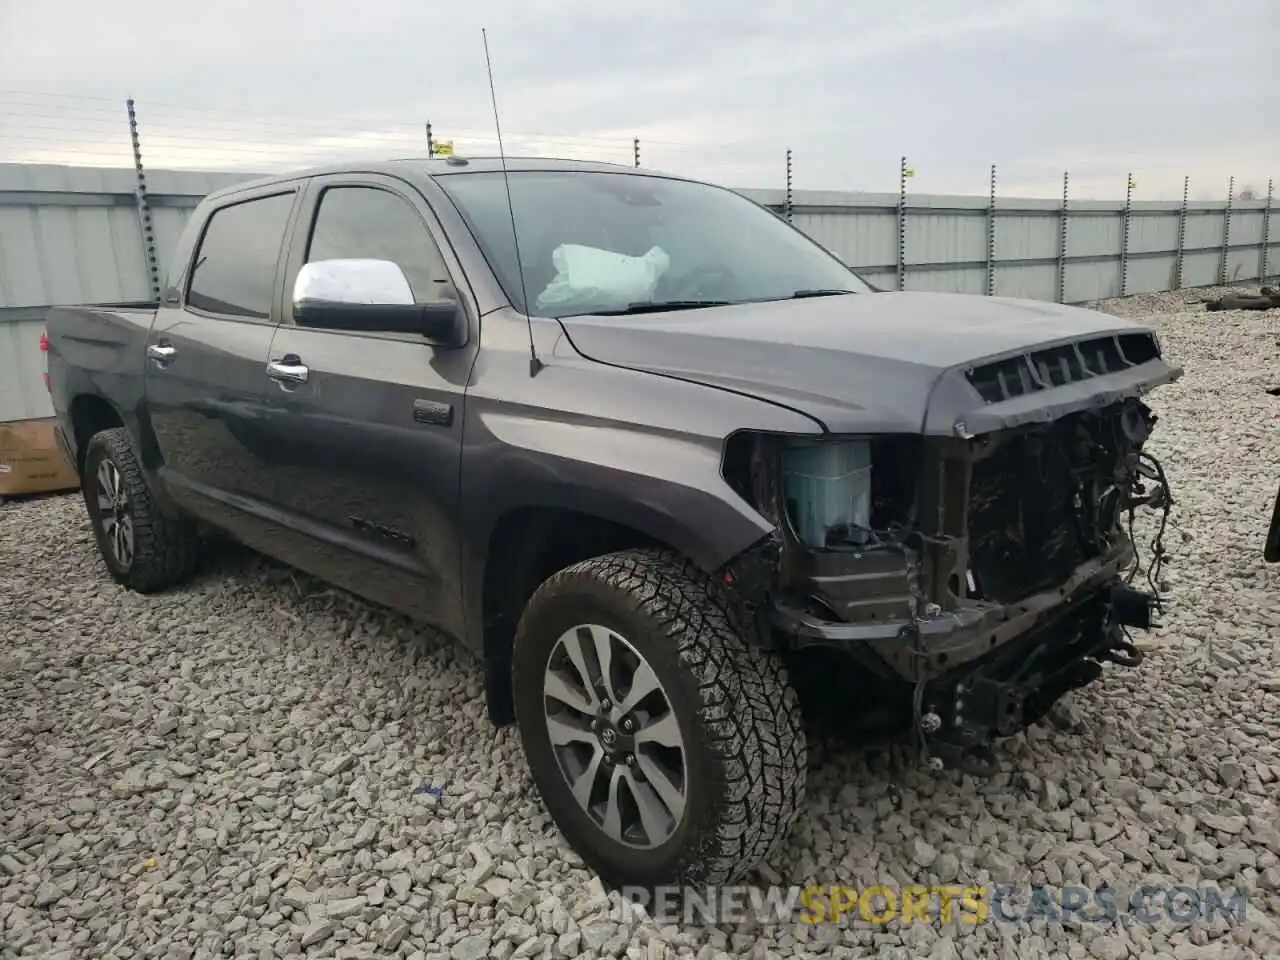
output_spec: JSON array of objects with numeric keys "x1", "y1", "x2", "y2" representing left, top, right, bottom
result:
[
  {"x1": 255, "y1": 174, "x2": 478, "y2": 633},
  {"x1": 145, "y1": 186, "x2": 301, "y2": 538}
]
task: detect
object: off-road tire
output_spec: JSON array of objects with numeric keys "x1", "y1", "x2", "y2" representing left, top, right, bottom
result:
[
  {"x1": 512, "y1": 547, "x2": 807, "y2": 889},
  {"x1": 82, "y1": 428, "x2": 200, "y2": 593}
]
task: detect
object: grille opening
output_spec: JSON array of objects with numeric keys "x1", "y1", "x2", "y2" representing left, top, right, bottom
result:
[
  {"x1": 1034, "y1": 345, "x2": 1085, "y2": 387},
  {"x1": 968, "y1": 429, "x2": 1087, "y2": 602},
  {"x1": 1118, "y1": 333, "x2": 1158, "y2": 365},
  {"x1": 1079, "y1": 337, "x2": 1126, "y2": 376},
  {"x1": 967, "y1": 404, "x2": 1139, "y2": 603},
  {"x1": 966, "y1": 333, "x2": 1160, "y2": 404}
]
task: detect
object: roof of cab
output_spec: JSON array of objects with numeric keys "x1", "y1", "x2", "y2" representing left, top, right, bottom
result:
[{"x1": 201, "y1": 156, "x2": 695, "y2": 205}]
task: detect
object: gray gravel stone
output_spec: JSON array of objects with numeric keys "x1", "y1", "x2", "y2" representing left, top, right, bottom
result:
[
  {"x1": 381, "y1": 920, "x2": 411, "y2": 950},
  {"x1": 1219, "y1": 759, "x2": 1246, "y2": 788},
  {"x1": 452, "y1": 934, "x2": 492, "y2": 960},
  {"x1": 911, "y1": 836, "x2": 939, "y2": 867},
  {"x1": 300, "y1": 920, "x2": 336, "y2": 948}
]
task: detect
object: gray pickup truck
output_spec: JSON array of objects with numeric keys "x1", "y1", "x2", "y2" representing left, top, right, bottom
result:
[{"x1": 45, "y1": 157, "x2": 1179, "y2": 889}]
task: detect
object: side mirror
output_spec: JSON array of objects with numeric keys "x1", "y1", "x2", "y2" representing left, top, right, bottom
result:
[{"x1": 291, "y1": 258, "x2": 465, "y2": 346}]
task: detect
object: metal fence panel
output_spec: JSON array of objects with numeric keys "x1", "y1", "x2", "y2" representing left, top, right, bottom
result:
[
  {"x1": 790, "y1": 206, "x2": 899, "y2": 274},
  {"x1": 1127, "y1": 213, "x2": 1179, "y2": 255},
  {"x1": 1181, "y1": 250, "x2": 1223, "y2": 289},
  {"x1": 1183, "y1": 209, "x2": 1228, "y2": 250},
  {"x1": 993, "y1": 212, "x2": 1061, "y2": 263},
  {"x1": 995, "y1": 262, "x2": 1062, "y2": 301},
  {"x1": 1064, "y1": 259, "x2": 1124, "y2": 303},
  {"x1": 2, "y1": 164, "x2": 1276, "y2": 423},
  {"x1": 907, "y1": 264, "x2": 987, "y2": 296},
  {"x1": 1125, "y1": 254, "x2": 1178, "y2": 296}
]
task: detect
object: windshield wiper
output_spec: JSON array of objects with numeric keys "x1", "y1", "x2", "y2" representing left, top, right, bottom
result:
[
  {"x1": 790, "y1": 288, "x2": 859, "y2": 298},
  {"x1": 578, "y1": 300, "x2": 732, "y2": 317}
]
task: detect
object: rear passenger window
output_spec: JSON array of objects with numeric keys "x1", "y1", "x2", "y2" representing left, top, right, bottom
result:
[
  {"x1": 306, "y1": 186, "x2": 453, "y2": 301},
  {"x1": 187, "y1": 193, "x2": 295, "y2": 320}
]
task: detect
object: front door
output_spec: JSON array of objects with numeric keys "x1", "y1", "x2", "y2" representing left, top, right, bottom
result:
[
  {"x1": 145, "y1": 187, "x2": 299, "y2": 539},
  {"x1": 256, "y1": 175, "x2": 477, "y2": 635}
]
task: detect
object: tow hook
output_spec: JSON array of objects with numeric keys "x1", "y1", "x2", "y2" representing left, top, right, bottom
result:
[
  {"x1": 1109, "y1": 583, "x2": 1159, "y2": 631},
  {"x1": 1102, "y1": 584, "x2": 1155, "y2": 667}
]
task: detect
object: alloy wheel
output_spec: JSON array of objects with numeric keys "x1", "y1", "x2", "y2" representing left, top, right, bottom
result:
[
  {"x1": 95, "y1": 458, "x2": 134, "y2": 568},
  {"x1": 542, "y1": 623, "x2": 688, "y2": 849}
]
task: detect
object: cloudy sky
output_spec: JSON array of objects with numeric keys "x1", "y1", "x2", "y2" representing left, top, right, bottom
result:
[{"x1": 0, "y1": 0, "x2": 1276, "y2": 199}]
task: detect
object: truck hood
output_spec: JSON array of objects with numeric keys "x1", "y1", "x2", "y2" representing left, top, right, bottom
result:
[{"x1": 557, "y1": 291, "x2": 1183, "y2": 435}]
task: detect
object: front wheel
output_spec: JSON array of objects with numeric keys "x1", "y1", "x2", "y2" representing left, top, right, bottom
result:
[
  {"x1": 82, "y1": 427, "x2": 200, "y2": 593},
  {"x1": 512, "y1": 548, "x2": 806, "y2": 889}
]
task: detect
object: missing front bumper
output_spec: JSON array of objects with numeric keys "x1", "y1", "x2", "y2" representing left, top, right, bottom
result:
[
  {"x1": 771, "y1": 541, "x2": 1149, "y2": 684},
  {"x1": 916, "y1": 581, "x2": 1153, "y2": 775}
]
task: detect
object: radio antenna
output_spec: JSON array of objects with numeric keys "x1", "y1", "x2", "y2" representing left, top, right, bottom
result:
[{"x1": 482, "y1": 28, "x2": 542, "y2": 376}]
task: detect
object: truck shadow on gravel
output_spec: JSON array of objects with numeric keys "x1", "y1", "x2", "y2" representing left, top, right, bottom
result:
[{"x1": 186, "y1": 531, "x2": 1073, "y2": 822}]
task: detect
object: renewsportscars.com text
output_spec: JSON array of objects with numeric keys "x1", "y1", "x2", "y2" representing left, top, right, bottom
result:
[{"x1": 611, "y1": 884, "x2": 1249, "y2": 927}]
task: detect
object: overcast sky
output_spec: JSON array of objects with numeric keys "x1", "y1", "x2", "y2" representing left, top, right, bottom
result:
[{"x1": 0, "y1": 0, "x2": 1276, "y2": 199}]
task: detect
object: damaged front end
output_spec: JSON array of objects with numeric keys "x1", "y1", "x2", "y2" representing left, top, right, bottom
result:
[{"x1": 719, "y1": 331, "x2": 1179, "y2": 774}]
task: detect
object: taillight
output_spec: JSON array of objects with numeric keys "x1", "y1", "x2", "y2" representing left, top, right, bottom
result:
[
  {"x1": 40, "y1": 329, "x2": 50, "y2": 391},
  {"x1": 39, "y1": 331, "x2": 49, "y2": 352}
]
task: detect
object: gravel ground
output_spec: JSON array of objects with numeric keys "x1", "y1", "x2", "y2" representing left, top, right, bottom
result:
[{"x1": 2, "y1": 287, "x2": 1279, "y2": 960}]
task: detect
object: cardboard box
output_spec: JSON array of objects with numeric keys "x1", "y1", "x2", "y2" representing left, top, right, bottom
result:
[{"x1": 0, "y1": 418, "x2": 80, "y2": 498}]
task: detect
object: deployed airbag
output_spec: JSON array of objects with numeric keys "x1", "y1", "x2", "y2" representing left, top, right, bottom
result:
[{"x1": 535, "y1": 244, "x2": 671, "y2": 314}]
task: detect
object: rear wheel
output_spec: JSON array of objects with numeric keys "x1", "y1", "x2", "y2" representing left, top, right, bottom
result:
[
  {"x1": 512, "y1": 548, "x2": 806, "y2": 888},
  {"x1": 82, "y1": 428, "x2": 200, "y2": 592}
]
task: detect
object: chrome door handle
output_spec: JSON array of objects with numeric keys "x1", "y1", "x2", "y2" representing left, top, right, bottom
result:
[
  {"x1": 146, "y1": 343, "x2": 177, "y2": 366},
  {"x1": 266, "y1": 358, "x2": 309, "y2": 384}
]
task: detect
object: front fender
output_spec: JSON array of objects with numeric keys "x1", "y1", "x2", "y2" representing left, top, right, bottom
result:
[
  {"x1": 456, "y1": 333, "x2": 822, "y2": 653},
  {"x1": 467, "y1": 412, "x2": 774, "y2": 572}
]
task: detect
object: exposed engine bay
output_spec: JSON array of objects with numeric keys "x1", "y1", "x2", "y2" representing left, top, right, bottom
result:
[{"x1": 720, "y1": 394, "x2": 1175, "y2": 775}]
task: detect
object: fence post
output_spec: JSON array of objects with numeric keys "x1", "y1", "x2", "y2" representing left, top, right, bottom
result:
[
  {"x1": 127, "y1": 98, "x2": 161, "y2": 302},
  {"x1": 425, "y1": 121, "x2": 434, "y2": 158},
  {"x1": 1219, "y1": 176, "x2": 1234, "y2": 286},
  {"x1": 1056, "y1": 171, "x2": 1070, "y2": 303},
  {"x1": 1261, "y1": 177, "x2": 1273, "y2": 282},
  {"x1": 1174, "y1": 176, "x2": 1189, "y2": 290},
  {"x1": 1120, "y1": 173, "x2": 1134, "y2": 297},
  {"x1": 897, "y1": 156, "x2": 909, "y2": 291},
  {"x1": 985, "y1": 164, "x2": 997, "y2": 297},
  {"x1": 785, "y1": 150, "x2": 793, "y2": 224},
  {"x1": 633, "y1": 137, "x2": 640, "y2": 168}
]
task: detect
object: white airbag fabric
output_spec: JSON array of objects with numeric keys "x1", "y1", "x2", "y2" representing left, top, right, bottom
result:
[{"x1": 535, "y1": 244, "x2": 671, "y2": 313}]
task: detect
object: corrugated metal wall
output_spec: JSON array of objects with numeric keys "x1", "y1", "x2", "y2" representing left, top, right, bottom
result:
[
  {"x1": 741, "y1": 189, "x2": 1278, "y2": 301},
  {"x1": 2, "y1": 164, "x2": 1277, "y2": 423}
]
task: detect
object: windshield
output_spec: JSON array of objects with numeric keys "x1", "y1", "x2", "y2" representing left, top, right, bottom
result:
[{"x1": 434, "y1": 169, "x2": 871, "y2": 318}]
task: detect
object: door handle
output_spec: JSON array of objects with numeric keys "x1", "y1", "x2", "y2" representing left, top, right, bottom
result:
[
  {"x1": 146, "y1": 343, "x2": 177, "y2": 366},
  {"x1": 266, "y1": 357, "x2": 309, "y2": 384}
]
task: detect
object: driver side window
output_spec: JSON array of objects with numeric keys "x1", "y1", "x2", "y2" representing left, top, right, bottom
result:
[{"x1": 305, "y1": 186, "x2": 453, "y2": 302}]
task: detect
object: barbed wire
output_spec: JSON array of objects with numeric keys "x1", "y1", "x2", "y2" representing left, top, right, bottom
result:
[
  {"x1": 0, "y1": 91, "x2": 782, "y2": 186},
  {"x1": 0, "y1": 92, "x2": 1272, "y2": 202}
]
